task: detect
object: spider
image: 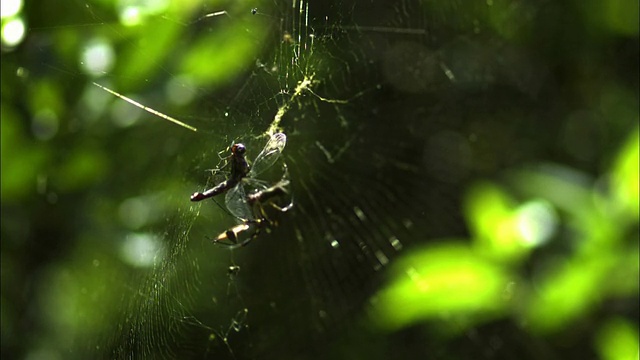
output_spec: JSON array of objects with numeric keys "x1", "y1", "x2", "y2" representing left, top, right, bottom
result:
[{"x1": 212, "y1": 175, "x2": 293, "y2": 248}]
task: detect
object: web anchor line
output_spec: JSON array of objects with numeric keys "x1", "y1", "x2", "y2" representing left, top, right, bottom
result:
[{"x1": 92, "y1": 82, "x2": 198, "y2": 132}]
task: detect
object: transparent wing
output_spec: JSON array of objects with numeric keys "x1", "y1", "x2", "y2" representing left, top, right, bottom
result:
[
  {"x1": 249, "y1": 133, "x2": 287, "y2": 177},
  {"x1": 244, "y1": 177, "x2": 269, "y2": 193},
  {"x1": 225, "y1": 184, "x2": 252, "y2": 220}
]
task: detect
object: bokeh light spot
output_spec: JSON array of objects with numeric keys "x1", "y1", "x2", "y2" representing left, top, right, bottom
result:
[
  {"x1": 120, "y1": 233, "x2": 163, "y2": 268},
  {"x1": 1, "y1": 17, "x2": 26, "y2": 48},
  {"x1": 80, "y1": 38, "x2": 115, "y2": 76},
  {"x1": 1, "y1": 0, "x2": 22, "y2": 19}
]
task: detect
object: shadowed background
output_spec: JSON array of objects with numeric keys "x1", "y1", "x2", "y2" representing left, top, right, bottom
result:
[{"x1": 1, "y1": 0, "x2": 638, "y2": 359}]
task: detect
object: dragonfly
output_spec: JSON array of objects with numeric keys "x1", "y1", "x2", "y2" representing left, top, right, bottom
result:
[
  {"x1": 190, "y1": 132, "x2": 286, "y2": 204},
  {"x1": 190, "y1": 143, "x2": 250, "y2": 202}
]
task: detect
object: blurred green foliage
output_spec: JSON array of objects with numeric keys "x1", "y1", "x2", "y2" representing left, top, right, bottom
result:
[
  {"x1": 596, "y1": 317, "x2": 640, "y2": 360},
  {"x1": 373, "y1": 127, "x2": 639, "y2": 349},
  {"x1": 1, "y1": 0, "x2": 638, "y2": 359}
]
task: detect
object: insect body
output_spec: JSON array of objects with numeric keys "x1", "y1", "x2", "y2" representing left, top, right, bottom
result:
[
  {"x1": 190, "y1": 143, "x2": 250, "y2": 201},
  {"x1": 190, "y1": 133, "x2": 286, "y2": 205},
  {"x1": 218, "y1": 133, "x2": 287, "y2": 220},
  {"x1": 214, "y1": 219, "x2": 266, "y2": 247},
  {"x1": 192, "y1": 133, "x2": 290, "y2": 248}
]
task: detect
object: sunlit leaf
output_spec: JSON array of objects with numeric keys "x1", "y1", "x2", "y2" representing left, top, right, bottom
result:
[
  {"x1": 524, "y1": 253, "x2": 617, "y2": 333},
  {"x1": 610, "y1": 125, "x2": 639, "y2": 220},
  {"x1": 595, "y1": 318, "x2": 640, "y2": 360},
  {"x1": 465, "y1": 182, "x2": 531, "y2": 263},
  {"x1": 371, "y1": 243, "x2": 513, "y2": 331}
]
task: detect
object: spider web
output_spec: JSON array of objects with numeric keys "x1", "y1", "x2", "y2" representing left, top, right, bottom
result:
[
  {"x1": 13, "y1": 0, "x2": 550, "y2": 359},
  {"x1": 96, "y1": 2, "x2": 430, "y2": 358}
]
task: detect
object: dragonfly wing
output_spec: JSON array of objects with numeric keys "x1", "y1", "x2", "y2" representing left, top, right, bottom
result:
[
  {"x1": 244, "y1": 178, "x2": 269, "y2": 193},
  {"x1": 225, "y1": 184, "x2": 252, "y2": 220},
  {"x1": 249, "y1": 133, "x2": 286, "y2": 177}
]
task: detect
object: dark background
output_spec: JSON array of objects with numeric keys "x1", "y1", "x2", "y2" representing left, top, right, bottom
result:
[{"x1": 2, "y1": 0, "x2": 638, "y2": 359}]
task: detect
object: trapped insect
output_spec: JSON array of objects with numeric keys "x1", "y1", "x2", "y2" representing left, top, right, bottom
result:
[
  {"x1": 190, "y1": 143, "x2": 250, "y2": 202},
  {"x1": 192, "y1": 133, "x2": 291, "y2": 248},
  {"x1": 191, "y1": 132, "x2": 286, "y2": 205}
]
